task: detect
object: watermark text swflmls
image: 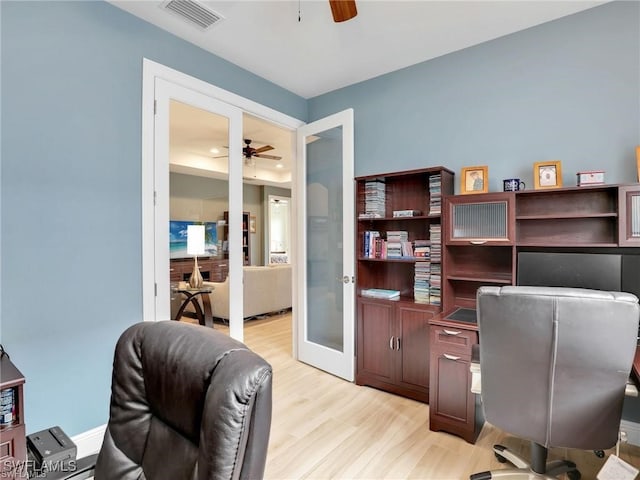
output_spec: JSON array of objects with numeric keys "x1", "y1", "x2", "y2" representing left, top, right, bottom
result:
[{"x1": 1, "y1": 459, "x2": 77, "y2": 478}]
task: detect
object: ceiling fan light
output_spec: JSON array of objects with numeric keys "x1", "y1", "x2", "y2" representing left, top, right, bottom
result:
[
  {"x1": 210, "y1": 147, "x2": 220, "y2": 154},
  {"x1": 276, "y1": 163, "x2": 284, "y2": 169}
]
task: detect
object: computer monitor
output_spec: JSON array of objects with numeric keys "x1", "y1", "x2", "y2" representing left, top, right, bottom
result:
[{"x1": 517, "y1": 252, "x2": 622, "y2": 292}]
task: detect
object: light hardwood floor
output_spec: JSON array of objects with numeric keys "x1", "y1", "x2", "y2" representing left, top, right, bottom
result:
[{"x1": 206, "y1": 313, "x2": 640, "y2": 479}]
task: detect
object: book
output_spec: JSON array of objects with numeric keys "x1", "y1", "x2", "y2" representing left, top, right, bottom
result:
[{"x1": 361, "y1": 288, "x2": 400, "y2": 299}]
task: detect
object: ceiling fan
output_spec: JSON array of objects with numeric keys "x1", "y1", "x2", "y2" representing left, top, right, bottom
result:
[
  {"x1": 242, "y1": 139, "x2": 281, "y2": 162},
  {"x1": 214, "y1": 139, "x2": 282, "y2": 165},
  {"x1": 329, "y1": 0, "x2": 357, "y2": 23}
]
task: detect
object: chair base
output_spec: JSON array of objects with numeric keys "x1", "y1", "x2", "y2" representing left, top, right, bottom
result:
[{"x1": 470, "y1": 444, "x2": 580, "y2": 480}]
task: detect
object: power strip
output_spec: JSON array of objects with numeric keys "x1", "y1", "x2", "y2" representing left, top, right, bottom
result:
[{"x1": 620, "y1": 420, "x2": 640, "y2": 447}]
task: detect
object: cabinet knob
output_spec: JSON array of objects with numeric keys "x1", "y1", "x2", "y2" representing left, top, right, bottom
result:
[{"x1": 443, "y1": 354, "x2": 461, "y2": 361}]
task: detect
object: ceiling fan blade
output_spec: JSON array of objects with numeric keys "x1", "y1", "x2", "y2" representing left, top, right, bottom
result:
[
  {"x1": 253, "y1": 145, "x2": 274, "y2": 154},
  {"x1": 254, "y1": 153, "x2": 282, "y2": 160},
  {"x1": 329, "y1": 0, "x2": 357, "y2": 23}
]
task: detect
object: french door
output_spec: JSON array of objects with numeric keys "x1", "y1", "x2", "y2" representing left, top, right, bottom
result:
[
  {"x1": 296, "y1": 109, "x2": 355, "y2": 381},
  {"x1": 153, "y1": 78, "x2": 245, "y2": 340}
]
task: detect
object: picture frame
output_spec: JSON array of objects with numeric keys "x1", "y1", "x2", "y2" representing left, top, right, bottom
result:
[
  {"x1": 249, "y1": 215, "x2": 256, "y2": 233},
  {"x1": 533, "y1": 160, "x2": 563, "y2": 190},
  {"x1": 460, "y1": 165, "x2": 489, "y2": 194}
]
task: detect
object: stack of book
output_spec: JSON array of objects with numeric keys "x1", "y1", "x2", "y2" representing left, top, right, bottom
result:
[
  {"x1": 414, "y1": 239, "x2": 430, "y2": 259},
  {"x1": 429, "y1": 223, "x2": 442, "y2": 305},
  {"x1": 361, "y1": 288, "x2": 400, "y2": 300},
  {"x1": 414, "y1": 261, "x2": 431, "y2": 304},
  {"x1": 386, "y1": 231, "x2": 408, "y2": 258},
  {"x1": 429, "y1": 224, "x2": 441, "y2": 263},
  {"x1": 429, "y1": 263, "x2": 441, "y2": 305},
  {"x1": 359, "y1": 179, "x2": 386, "y2": 218},
  {"x1": 428, "y1": 174, "x2": 442, "y2": 216}
]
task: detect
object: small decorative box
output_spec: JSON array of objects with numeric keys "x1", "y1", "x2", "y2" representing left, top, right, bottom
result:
[{"x1": 576, "y1": 170, "x2": 605, "y2": 186}]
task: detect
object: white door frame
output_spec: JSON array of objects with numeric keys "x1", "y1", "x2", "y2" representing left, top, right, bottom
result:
[
  {"x1": 141, "y1": 59, "x2": 304, "y2": 343},
  {"x1": 154, "y1": 79, "x2": 244, "y2": 337}
]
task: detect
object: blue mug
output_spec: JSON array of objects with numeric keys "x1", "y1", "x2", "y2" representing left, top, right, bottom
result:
[{"x1": 503, "y1": 178, "x2": 525, "y2": 192}]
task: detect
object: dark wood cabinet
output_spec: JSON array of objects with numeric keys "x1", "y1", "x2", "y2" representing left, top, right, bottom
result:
[
  {"x1": 619, "y1": 185, "x2": 640, "y2": 247},
  {"x1": 223, "y1": 211, "x2": 250, "y2": 265},
  {"x1": 0, "y1": 355, "x2": 26, "y2": 468},
  {"x1": 170, "y1": 257, "x2": 228, "y2": 283},
  {"x1": 355, "y1": 167, "x2": 454, "y2": 402},
  {"x1": 443, "y1": 193, "x2": 515, "y2": 313},
  {"x1": 433, "y1": 183, "x2": 640, "y2": 443},
  {"x1": 356, "y1": 297, "x2": 436, "y2": 402},
  {"x1": 516, "y1": 185, "x2": 618, "y2": 247},
  {"x1": 429, "y1": 318, "x2": 482, "y2": 443}
]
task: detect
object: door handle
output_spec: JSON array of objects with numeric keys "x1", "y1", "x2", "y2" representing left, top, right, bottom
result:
[
  {"x1": 389, "y1": 336, "x2": 395, "y2": 350},
  {"x1": 443, "y1": 354, "x2": 460, "y2": 361},
  {"x1": 342, "y1": 275, "x2": 350, "y2": 284},
  {"x1": 396, "y1": 337, "x2": 400, "y2": 351}
]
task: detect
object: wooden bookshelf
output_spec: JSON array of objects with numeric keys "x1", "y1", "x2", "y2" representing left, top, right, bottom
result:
[{"x1": 355, "y1": 166, "x2": 454, "y2": 402}]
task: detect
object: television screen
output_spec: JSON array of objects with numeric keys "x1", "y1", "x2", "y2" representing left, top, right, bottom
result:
[
  {"x1": 170, "y1": 220, "x2": 218, "y2": 259},
  {"x1": 517, "y1": 252, "x2": 621, "y2": 292}
]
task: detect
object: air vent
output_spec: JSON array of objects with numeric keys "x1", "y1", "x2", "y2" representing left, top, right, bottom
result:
[{"x1": 162, "y1": 0, "x2": 224, "y2": 30}]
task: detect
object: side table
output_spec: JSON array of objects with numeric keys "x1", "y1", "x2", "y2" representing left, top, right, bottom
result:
[{"x1": 173, "y1": 287, "x2": 214, "y2": 328}]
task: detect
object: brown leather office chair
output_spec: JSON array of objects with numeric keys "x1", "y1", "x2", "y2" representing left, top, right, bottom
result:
[
  {"x1": 48, "y1": 320, "x2": 273, "y2": 480},
  {"x1": 471, "y1": 286, "x2": 639, "y2": 480}
]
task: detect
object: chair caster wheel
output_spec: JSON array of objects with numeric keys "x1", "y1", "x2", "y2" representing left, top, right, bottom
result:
[
  {"x1": 567, "y1": 470, "x2": 581, "y2": 480},
  {"x1": 494, "y1": 453, "x2": 507, "y2": 463},
  {"x1": 594, "y1": 450, "x2": 605, "y2": 458}
]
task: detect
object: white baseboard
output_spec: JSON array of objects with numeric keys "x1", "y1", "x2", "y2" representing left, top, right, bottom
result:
[
  {"x1": 620, "y1": 420, "x2": 640, "y2": 447},
  {"x1": 71, "y1": 424, "x2": 106, "y2": 458}
]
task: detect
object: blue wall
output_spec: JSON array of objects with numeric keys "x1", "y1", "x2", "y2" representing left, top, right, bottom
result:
[
  {"x1": 309, "y1": 1, "x2": 640, "y2": 192},
  {"x1": 0, "y1": 0, "x2": 306, "y2": 435},
  {"x1": 2, "y1": 0, "x2": 639, "y2": 437}
]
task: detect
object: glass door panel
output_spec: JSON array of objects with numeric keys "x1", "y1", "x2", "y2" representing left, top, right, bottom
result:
[{"x1": 296, "y1": 109, "x2": 354, "y2": 381}]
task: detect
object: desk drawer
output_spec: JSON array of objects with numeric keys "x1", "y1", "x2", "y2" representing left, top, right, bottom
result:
[{"x1": 430, "y1": 327, "x2": 477, "y2": 354}]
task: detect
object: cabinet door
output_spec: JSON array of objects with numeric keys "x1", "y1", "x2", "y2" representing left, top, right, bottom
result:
[
  {"x1": 445, "y1": 192, "x2": 515, "y2": 245},
  {"x1": 619, "y1": 186, "x2": 640, "y2": 246},
  {"x1": 429, "y1": 325, "x2": 479, "y2": 443},
  {"x1": 395, "y1": 305, "x2": 433, "y2": 395},
  {"x1": 356, "y1": 299, "x2": 395, "y2": 382},
  {"x1": 430, "y1": 353, "x2": 471, "y2": 422}
]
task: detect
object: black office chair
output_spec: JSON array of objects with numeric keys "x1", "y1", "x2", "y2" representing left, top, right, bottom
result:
[
  {"x1": 471, "y1": 286, "x2": 639, "y2": 480},
  {"x1": 47, "y1": 320, "x2": 273, "y2": 480}
]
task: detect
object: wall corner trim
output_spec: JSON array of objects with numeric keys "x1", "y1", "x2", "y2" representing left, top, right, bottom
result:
[{"x1": 71, "y1": 424, "x2": 107, "y2": 458}]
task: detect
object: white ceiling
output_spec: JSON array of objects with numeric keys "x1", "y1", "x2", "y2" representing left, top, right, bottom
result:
[
  {"x1": 109, "y1": 0, "x2": 606, "y2": 99},
  {"x1": 169, "y1": 101, "x2": 294, "y2": 186}
]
